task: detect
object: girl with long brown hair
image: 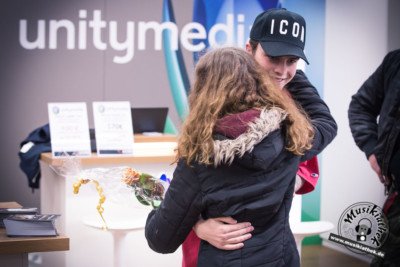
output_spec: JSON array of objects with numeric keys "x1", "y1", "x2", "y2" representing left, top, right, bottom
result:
[{"x1": 177, "y1": 47, "x2": 313, "y2": 166}]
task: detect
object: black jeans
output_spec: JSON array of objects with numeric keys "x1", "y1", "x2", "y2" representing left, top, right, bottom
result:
[
  {"x1": 390, "y1": 148, "x2": 400, "y2": 191},
  {"x1": 370, "y1": 193, "x2": 400, "y2": 267}
]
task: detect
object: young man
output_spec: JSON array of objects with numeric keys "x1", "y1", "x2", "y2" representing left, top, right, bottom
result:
[{"x1": 182, "y1": 8, "x2": 337, "y2": 267}]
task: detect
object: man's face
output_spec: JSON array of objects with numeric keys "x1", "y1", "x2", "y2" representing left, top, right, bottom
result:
[{"x1": 246, "y1": 43, "x2": 299, "y2": 89}]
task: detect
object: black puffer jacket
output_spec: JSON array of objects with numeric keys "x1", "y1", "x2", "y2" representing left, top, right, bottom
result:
[
  {"x1": 145, "y1": 71, "x2": 337, "y2": 267},
  {"x1": 348, "y1": 50, "x2": 400, "y2": 178}
]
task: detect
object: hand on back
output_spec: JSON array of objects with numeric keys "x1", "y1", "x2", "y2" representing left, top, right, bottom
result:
[{"x1": 193, "y1": 217, "x2": 254, "y2": 250}]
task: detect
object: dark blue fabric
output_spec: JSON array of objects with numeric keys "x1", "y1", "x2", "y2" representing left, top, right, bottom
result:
[{"x1": 18, "y1": 124, "x2": 51, "y2": 189}]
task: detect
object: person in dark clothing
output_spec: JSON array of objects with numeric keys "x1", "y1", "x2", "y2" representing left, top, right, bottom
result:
[
  {"x1": 145, "y1": 47, "x2": 336, "y2": 267},
  {"x1": 348, "y1": 49, "x2": 400, "y2": 266},
  {"x1": 182, "y1": 10, "x2": 326, "y2": 266}
]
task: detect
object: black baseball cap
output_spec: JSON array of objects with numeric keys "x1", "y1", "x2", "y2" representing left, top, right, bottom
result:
[{"x1": 250, "y1": 8, "x2": 309, "y2": 64}]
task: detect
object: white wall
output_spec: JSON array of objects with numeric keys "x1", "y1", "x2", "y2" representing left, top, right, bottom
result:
[
  {"x1": 388, "y1": 0, "x2": 400, "y2": 51},
  {"x1": 321, "y1": 0, "x2": 395, "y2": 261}
]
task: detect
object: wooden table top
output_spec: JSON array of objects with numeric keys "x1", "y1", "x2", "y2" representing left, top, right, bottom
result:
[
  {"x1": 0, "y1": 202, "x2": 22, "y2": 209},
  {"x1": 0, "y1": 229, "x2": 69, "y2": 254},
  {"x1": 0, "y1": 202, "x2": 69, "y2": 254}
]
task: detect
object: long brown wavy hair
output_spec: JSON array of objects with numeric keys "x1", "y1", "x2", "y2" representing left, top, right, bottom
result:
[{"x1": 177, "y1": 47, "x2": 314, "y2": 165}]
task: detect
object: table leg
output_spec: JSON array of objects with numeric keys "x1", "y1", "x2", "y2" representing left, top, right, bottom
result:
[{"x1": 111, "y1": 230, "x2": 128, "y2": 267}]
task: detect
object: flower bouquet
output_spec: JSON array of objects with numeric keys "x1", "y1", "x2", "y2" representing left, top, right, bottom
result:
[
  {"x1": 121, "y1": 168, "x2": 170, "y2": 209},
  {"x1": 50, "y1": 155, "x2": 170, "y2": 230},
  {"x1": 71, "y1": 166, "x2": 169, "y2": 229}
]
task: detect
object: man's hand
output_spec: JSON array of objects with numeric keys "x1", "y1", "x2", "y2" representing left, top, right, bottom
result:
[
  {"x1": 368, "y1": 154, "x2": 389, "y2": 184},
  {"x1": 193, "y1": 217, "x2": 254, "y2": 250}
]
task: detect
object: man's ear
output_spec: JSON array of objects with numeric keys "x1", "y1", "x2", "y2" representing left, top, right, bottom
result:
[{"x1": 245, "y1": 42, "x2": 252, "y2": 54}]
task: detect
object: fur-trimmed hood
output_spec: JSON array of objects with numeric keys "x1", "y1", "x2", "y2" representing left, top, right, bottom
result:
[{"x1": 213, "y1": 107, "x2": 287, "y2": 166}]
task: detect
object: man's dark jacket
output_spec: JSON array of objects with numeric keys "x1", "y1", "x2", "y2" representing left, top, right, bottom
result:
[
  {"x1": 145, "y1": 71, "x2": 337, "y2": 267},
  {"x1": 348, "y1": 49, "x2": 400, "y2": 179}
]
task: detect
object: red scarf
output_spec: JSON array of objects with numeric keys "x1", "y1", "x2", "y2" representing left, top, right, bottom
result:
[{"x1": 214, "y1": 109, "x2": 261, "y2": 138}]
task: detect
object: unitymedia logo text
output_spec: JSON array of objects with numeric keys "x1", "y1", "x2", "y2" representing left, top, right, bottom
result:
[{"x1": 19, "y1": 9, "x2": 249, "y2": 64}]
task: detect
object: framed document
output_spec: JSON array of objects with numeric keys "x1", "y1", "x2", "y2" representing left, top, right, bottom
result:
[
  {"x1": 48, "y1": 102, "x2": 91, "y2": 157},
  {"x1": 92, "y1": 101, "x2": 134, "y2": 156}
]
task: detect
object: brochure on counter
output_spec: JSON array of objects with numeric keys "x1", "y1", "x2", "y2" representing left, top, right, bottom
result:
[
  {"x1": 48, "y1": 102, "x2": 91, "y2": 157},
  {"x1": 92, "y1": 101, "x2": 134, "y2": 156},
  {"x1": 3, "y1": 214, "x2": 60, "y2": 237}
]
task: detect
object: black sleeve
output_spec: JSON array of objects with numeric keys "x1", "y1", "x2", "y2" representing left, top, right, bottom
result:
[
  {"x1": 145, "y1": 160, "x2": 202, "y2": 253},
  {"x1": 348, "y1": 62, "x2": 385, "y2": 158},
  {"x1": 286, "y1": 70, "x2": 338, "y2": 161}
]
